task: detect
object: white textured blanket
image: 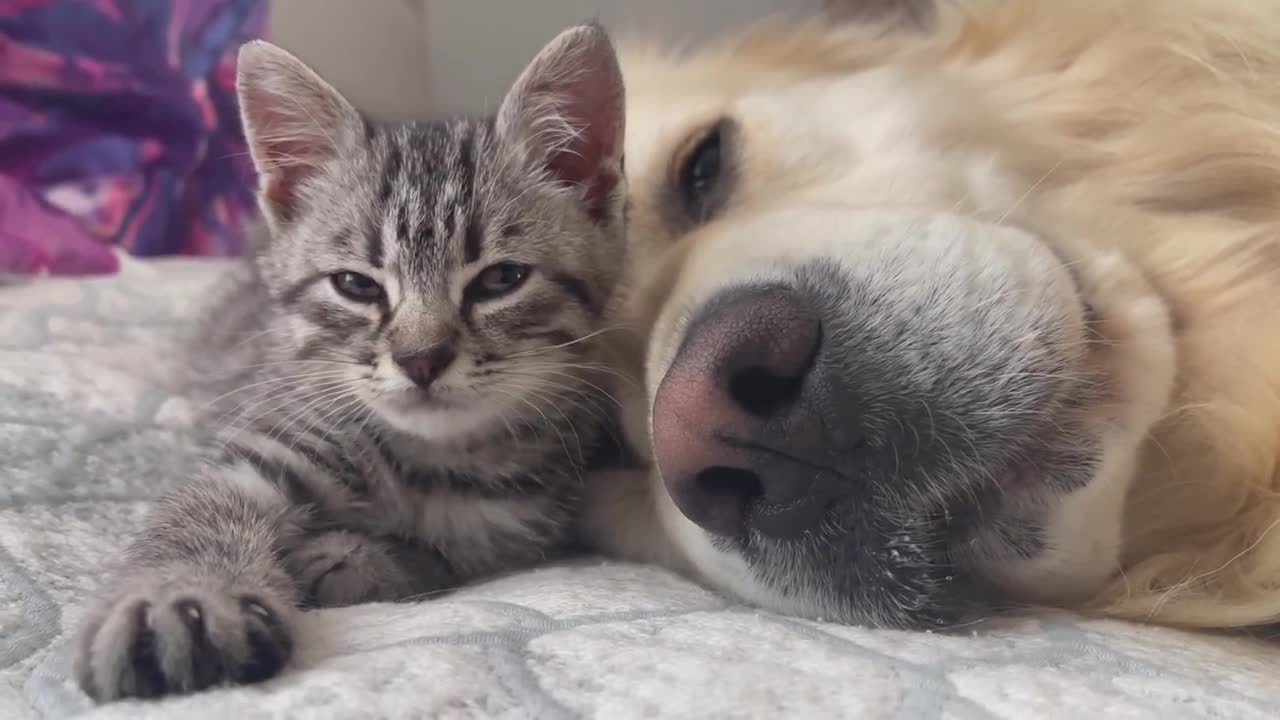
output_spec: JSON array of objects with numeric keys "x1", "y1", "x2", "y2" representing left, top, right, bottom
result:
[{"x1": 2, "y1": 257, "x2": 1278, "y2": 719}]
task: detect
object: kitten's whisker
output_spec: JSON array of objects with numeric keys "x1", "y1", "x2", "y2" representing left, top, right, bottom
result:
[
  {"x1": 291, "y1": 384, "x2": 366, "y2": 452},
  {"x1": 211, "y1": 376, "x2": 352, "y2": 430},
  {"x1": 216, "y1": 380, "x2": 353, "y2": 446},
  {"x1": 506, "y1": 357, "x2": 633, "y2": 380},
  {"x1": 483, "y1": 386, "x2": 537, "y2": 449},
  {"x1": 264, "y1": 383, "x2": 360, "y2": 447},
  {"x1": 346, "y1": 396, "x2": 382, "y2": 454},
  {"x1": 499, "y1": 357, "x2": 638, "y2": 388},
  {"x1": 211, "y1": 380, "x2": 353, "y2": 440},
  {"x1": 208, "y1": 325, "x2": 278, "y2": 354},
  {"x1": 524, "y1": 368, "x2": 622, "y2": 410},
  {"x1": 204, "y1": 341, "x2": 369, "y2": 380},
  {"x1": 513, "y1": 391, "x2": 588, "y2": 484},
  {"x1": 488, "y1": 367, "x2": 624, "y2": 410},
  {"x1": 490, "y1": 376, "x2": 616, "y2": 469},
  {"x1": 509, "y1": 394, "x2": 576, "y2": 470},
  {"x1": 496, "y1": 377, "x2": 615, "y2": 431},
  {"x1": 504, "y1": 324, "x2": 628, "y2": 358},
  {"x1": 300, "y1": 393, "x2": 370, "y2": 458},
  {"x1": 516, "y1": 381, "x2": 616, "y2": 445},
  {"x1": 261, "y1": 390, "x2": 352, "y2": 452},
  {"x1": 220, "y1": 359, "x2": 364, "y2": 373},
  {"x1": 199, "y1": 370, "x2": 354, "y2": 413},
  {"x1": 519, "y1": 384, "x2": 588, "y2": 465}
]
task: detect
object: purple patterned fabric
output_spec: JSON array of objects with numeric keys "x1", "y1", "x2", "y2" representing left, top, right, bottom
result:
[{"x1": 0, "y1": 0, "x2": 267, "y2": 276}]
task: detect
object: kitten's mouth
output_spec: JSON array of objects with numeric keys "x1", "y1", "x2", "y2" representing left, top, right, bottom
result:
[
  {"x1": 370, "y1": 383, "x2": 466, "y2": 415},
  {"x1": 399, "y1": 387, "x2": 461, "y2": 410},
  {"x1": 371, "y1": 383, "x2": 512, "y2": 441}
]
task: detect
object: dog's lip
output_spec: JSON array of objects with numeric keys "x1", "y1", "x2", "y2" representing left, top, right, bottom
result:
[{"x1": 712, "y1": 432, "x2": 852, "y2": 482}]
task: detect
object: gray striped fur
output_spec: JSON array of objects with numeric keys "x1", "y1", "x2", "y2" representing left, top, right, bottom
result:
[{"x1": 74, "y1": 24, "x2": 628, "y2": 702}]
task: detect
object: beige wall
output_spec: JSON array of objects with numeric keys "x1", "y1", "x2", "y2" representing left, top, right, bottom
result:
[
  {"x1": 423, "y1": 0, "x2": 822, "y2": 116},
  {"x1": 268, "y1": 0, "x2": 819, "y2": 121},
  {"x1": 268, "y1": 0, "x2": 433, "y2": 121}
]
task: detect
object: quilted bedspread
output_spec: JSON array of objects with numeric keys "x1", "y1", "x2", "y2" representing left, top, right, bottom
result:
[{"x1": 2, "y1": 256, "x2": 1279, "y2": 719}]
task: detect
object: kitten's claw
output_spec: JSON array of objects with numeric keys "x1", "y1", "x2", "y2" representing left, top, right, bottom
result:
[{"x1": 74, "y1": 579, "x2": 295, "y2": 702}]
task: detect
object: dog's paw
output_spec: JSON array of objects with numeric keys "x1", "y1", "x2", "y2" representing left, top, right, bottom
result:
[{"x1": 74, "y1": 577, "x2": 295, "y2": 702}]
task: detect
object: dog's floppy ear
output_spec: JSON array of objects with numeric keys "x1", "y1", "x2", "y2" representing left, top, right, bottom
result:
[
  {"x1": 497, "y1": 22, "x2": 625, "y2": 222},
  {"x1": 236, "y1": 40, "x2": 364, "y2": 226},
  {"x1": 824, "y1": 0, "x2": 936, "y2": 29}
]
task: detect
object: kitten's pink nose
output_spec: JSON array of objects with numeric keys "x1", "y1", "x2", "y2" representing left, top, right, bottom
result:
[{"x1": 394, "y1": 346, "x2": 456, "y2": 390}]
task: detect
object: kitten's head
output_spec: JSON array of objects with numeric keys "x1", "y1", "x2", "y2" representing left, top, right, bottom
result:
[{"x1": 235, "y1": 25, "x2": 626, "y2": 440}]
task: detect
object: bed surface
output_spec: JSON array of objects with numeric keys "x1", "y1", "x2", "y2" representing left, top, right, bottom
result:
[{"x1": 2, "y1": 256, "x2": 1278, "y2": 719}]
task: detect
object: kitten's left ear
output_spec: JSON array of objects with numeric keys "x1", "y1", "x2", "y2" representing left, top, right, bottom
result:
[
  {"x1": 497, "y1": 23, "x2": 625, "y2": 222},
  {"x1": 236, "y1": 40, "x2": 364, "y2": 226}
]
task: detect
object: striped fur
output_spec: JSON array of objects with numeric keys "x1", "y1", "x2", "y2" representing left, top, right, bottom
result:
[{"x1": 75, "y1": 25, "x2": 629, "y2": 702}]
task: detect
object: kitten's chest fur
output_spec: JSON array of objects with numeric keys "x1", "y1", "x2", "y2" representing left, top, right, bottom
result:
[
  {"x1": 213, "y1": 377, "x2": 594, "y2": 576},
  {"x1": 323, "y1": 417, "x2": 589, "y2": 575}
]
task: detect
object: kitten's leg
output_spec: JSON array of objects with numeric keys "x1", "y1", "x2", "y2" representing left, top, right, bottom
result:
[
  {"x1": 74, "y1": 461, "x2": 304, "y2": 702},
  {"x1": 287, "y1": 530, "x2": 459, "y2": 607}
]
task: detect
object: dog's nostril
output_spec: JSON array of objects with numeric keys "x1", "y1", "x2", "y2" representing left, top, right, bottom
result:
[
  {"x1": 728, "y1": 366, "x2": 805, "y2": 417},
  {"x1": 665, "y1": 466, "x2": 764, "y2": 538}
]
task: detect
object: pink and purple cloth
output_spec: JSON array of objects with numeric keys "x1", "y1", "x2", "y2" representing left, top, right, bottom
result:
[{"x1": 0, "y1": 0, "x2": 267, "y2": 276}]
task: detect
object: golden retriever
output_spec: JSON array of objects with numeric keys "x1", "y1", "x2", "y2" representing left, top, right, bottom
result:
[{"x1": 587, "y1": 0, "x2": 1280, "y2": 630}]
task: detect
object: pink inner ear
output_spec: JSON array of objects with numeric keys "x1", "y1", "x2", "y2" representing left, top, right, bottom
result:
[
  {"x1": 256, "y1": 135, "x2": 314, "y2": 212},
  {"x1": 241, "y1": 75, "x2": 349, "y2": 218},
  {"x1": 262, "y1": 173, "x2": 297, "y2": 212},
  {"x1": 540, "y1": 60, "x2": 623, "y2": 220},
  {"x1": 549, "y1": 145, "x2": 619, "y2": 221},
  {"x1": 248, "y1": 108, "x2": 342, "y2": 218}
]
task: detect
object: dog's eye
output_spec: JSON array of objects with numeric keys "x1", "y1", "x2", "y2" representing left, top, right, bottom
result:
[
  {"x1": 331, "y1": 271, "x2": 385, "y2": 303},
  {"x1": 677, "y1": 121, "x2": 728, "y2": 224},
  {"x1": 468, "y1": 262, "x2": 531, "y2": 301},
  {"x1": 680, "y1": 127, "x2": 722, "y2": 215}
]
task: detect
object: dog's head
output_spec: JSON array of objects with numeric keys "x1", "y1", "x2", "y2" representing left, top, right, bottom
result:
[{"x1": 607, "y1": 10, "x2": 1195, "y2": 629}]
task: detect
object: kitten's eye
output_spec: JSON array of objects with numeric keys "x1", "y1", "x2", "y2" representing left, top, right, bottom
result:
[
  {"x1": 468, "y1": 262, "x2": 531, "y2": 300},
  {"x1": 677, "y1": 122, "x2": 725, "y2": 222},
  {"x1": 330, "y1": 271, "x2": 385, "y2": 303}
]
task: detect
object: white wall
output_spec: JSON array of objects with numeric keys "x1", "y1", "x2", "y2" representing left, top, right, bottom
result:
[{"x1": 269, "y1": 0, "x2": 820, "y2": 121}]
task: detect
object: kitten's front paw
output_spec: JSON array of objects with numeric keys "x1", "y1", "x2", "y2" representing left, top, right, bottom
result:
[{"x1": 74, "y1": 578, "x2": 295, "y2": 702}]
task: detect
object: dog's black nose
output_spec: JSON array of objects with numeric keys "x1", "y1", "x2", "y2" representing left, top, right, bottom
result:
[
  {"x1": 652, "y1": 284, "x2": 838, "y2": 538},
  {"x1": 394, "y1": 346, "x2": 456, "y2": 390}
]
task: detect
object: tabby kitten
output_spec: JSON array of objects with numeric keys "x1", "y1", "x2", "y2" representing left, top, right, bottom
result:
[{"x1": 74, "y1": 24, "x2": 628, "y2": 702}]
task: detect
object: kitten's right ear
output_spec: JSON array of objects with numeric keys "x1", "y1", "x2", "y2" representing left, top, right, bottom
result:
[
  {"x1": 236, "y1": 41, "x2": 363, "y2": 225},
  {"x1": 497, "y1": 23, "x2": 625, "y2": 223}
]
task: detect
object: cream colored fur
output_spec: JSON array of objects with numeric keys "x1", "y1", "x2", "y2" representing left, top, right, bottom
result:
[{"x1": 590, "y1": 0, "x2": 1280, "y2": 628}]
